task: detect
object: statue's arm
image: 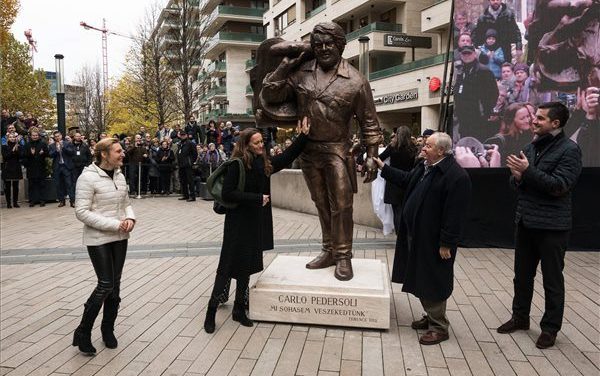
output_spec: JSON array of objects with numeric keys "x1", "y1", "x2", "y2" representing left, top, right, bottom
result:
[
  {"x1": 355, "y1": 78, "x2": 383, "y2": 158},
  {"x1": 261, "y1": 71, "x2": 295, "y2": 104}
]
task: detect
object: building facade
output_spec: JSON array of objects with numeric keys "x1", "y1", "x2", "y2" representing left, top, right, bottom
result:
[
  {"x1": 196, "y1": 0, "x2": 269, "y2": 125},
  {"x1": 262, "y1": 0, "x2": 452, "y2": 133}
]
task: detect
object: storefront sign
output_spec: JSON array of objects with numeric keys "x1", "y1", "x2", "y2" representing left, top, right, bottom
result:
[
  {"x1": 384, "y1": 34, "x2": 432, "y2": 49},
  {"x1": 374, "y1": 89, "x2": 419, "y2": 105}
]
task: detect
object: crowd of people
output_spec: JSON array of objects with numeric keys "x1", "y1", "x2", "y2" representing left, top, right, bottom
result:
[
  {"x1": 1, "y1": 109, "x2": 306, "y2": 208},
  {"x1": 452, "y1": 0, "x2": 599, "y2": 168}
]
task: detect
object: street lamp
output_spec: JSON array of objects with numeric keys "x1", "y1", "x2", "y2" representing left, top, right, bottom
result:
[
  {"x1": 358, "y1": 36, "x2": 370, "y2": 78},
  {"x1": 55, "y1": 54, "x2": 66, "y2": 135}
]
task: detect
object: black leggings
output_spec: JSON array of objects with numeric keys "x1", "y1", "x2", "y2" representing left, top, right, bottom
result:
[{"x1": 85, "y1": 240, "x2": 128, "y2": 309}]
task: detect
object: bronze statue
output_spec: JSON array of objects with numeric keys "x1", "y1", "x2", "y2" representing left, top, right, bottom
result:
[{"x1": 259, "y1": 22, "x2": 383, "y2": 281}]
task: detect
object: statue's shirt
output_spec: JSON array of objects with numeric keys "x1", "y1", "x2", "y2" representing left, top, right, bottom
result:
[{"x1": 262, "y1": 59, "x2": 382, "y2": 147}]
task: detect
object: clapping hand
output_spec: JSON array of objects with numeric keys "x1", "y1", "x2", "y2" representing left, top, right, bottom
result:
[
  {"x1": 439, "y1": 246, "x2": 451, "y2": 259},
  {"x1": 506, "y1": 151, "x2": 529, "y2": 181}
]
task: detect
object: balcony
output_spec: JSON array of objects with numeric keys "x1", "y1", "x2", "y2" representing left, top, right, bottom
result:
[
  {"x1": 205, "y1": 31, "x2": 266, "y2": 58},
  {"x1": 421, "y1": 0, "x2": 452, "y2": 33},
  {"x1": 346, "y1": 22, "x2": 403, "y2": 42},
  {"x1": 245, "y1": 59, "x2": 256, "y2": 71},
  {"x1": 203, "y1": 6, "x2": 265, "y2": 36},
  {"x1": 200, "y1": 109, "x2": 254, "y2": 122},
  {"x1": 369, "y1": 53, "x2": 448, "y2": 81},
  {"x1": 246, "y1": 85, "x2": 254, "y2": 96},
  {"x1": 305, "y1": 4, "x2": 326, "y2": 19},
  {"x1": 201, "y1": 86, "x2": 227, "y2": 101},
  {"x1": 206, "y1": 60, "x2": 226, "y2": 76}
]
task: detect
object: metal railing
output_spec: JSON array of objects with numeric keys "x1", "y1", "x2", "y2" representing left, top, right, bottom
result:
[
  {"x1": 346, "y1": 22, "x2": 403, "y2": 41},
  {"x1": 215, "y1": 5, "x2": 265, "y2": 18},
  {"x1": 369, "y1": 53, "x2": 448, "y2": 81},
  {"x1": 245, "y1": 59, "x2": 256, "y2": 70},
  {"x1": 305, "y1": 3, "x2": 326, "y2": 19}
]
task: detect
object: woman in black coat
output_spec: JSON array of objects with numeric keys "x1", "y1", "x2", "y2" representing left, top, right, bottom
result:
[
  {"x1": 157, "y1": 141, "x2": 175, "y2": 194},
  {"x1": 1, "y1": 133, "x2": 24, "y2": 208},
  {"x1": 378, "y1": 126, "x2": 418, "y2": 232},
  {"x1": 203, "y1": 119, "x2": 310, "y2": 333},
  {"x1": 23, "y1": 128, "x2": 49, "y2": 207}
]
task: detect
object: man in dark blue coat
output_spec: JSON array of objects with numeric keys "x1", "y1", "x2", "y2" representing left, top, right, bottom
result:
[
  {"x1": 498, "y1": 102, "x2": 582, "y2": 349},
  {"x1": 374, "y1": 132, "x2": 472, "y2": 345},
  {"x1": 48, "y1": 131, "x2": 76, "y2": 207}
]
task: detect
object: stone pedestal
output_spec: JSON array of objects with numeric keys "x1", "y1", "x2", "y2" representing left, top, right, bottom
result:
[{"x1": 249, "y1": 255, "x2": 391, "y2": 329}]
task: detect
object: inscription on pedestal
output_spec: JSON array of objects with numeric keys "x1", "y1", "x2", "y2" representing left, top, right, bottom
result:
[{"x1": 250, "y1": 256, "x2": 391, "y2": 329}]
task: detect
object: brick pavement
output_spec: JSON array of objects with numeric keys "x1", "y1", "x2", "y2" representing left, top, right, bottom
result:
[{"x1": 1, "y1": 198, "x2": 599, "y2": 375}]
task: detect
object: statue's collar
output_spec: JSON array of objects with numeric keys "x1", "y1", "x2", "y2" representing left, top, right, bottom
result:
[{"x1": 301, "y1": 59, "x2": 351, "y2": 79}]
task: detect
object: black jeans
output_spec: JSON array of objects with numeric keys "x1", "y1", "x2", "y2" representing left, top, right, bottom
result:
[
  {"x1": 28, "y1": 177, "x2": 45, "y2": 204},
  {"x1": 179, "y1": 166, "x2": 194, "y2": 199},
  {"x1": 159, "y1": 170, "x2": 172, "y2": 193},
  {"x1": 3, "y1": 180, "x2": 19, "y2": 205},
  {"x1": 83, "y1": 240, "x2": 128, "y2": 320},
  {"x1": 512, "y1": 223, "x2": 569, "y2": 334}
]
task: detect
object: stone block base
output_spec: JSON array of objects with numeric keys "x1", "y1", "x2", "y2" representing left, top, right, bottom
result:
[{"x1": 249, "y1": 255, "x2": 391, "y2": 329}]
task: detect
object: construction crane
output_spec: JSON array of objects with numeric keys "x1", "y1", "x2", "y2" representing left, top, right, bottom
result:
[
  {"x1": 79, "y1": 19, "x2": 133, "y2": 97},
  {"x1": 24, "y1": 29, "x2": 38, "y2": 68}
]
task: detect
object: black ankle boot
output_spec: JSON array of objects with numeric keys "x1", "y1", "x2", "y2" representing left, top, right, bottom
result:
[
  {"x1": 101, "y1": 298, "x2": 120, "y2": 348},
  {"x1": 204, "y1": 305, "x2": 217, "y2": 333},
  {"x1": 232, "y1": 303, "x2": 253, "y2": 327},
  {"x1": 72, "y1": 326, "x2": 96, "y2": 355}
]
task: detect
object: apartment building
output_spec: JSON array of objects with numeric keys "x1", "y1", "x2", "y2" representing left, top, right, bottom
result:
[
  {"x1": 263, "y1": 0, "x2": 452, "y2": 133},
  {"x1": 197, "y1": 0, "x2": 269, "y2": 125}
]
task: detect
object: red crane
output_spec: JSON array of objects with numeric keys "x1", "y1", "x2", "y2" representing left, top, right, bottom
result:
[{"x1": 79, "y1": 19, "x2": 132, "y2": 97}]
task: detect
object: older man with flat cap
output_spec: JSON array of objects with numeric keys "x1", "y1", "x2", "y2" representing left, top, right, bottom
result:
[{"x1": 262, "y1": 22, "x2": 382, "y2": 281}]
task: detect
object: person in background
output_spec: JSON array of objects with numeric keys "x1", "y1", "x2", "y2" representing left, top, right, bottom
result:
[
  {"x1": 479, "y1": 29, "x2": 505, "y2": 80},
  {"x1": 126, "y1": 134, "x2": 148, "y2": 195},
  {"x1": 73, "y1": 137, "x2": 136, "y2": 355},
  {"x1": 148, "y1": 138, "x2": 161, "y2": 194},
  {"x1": 157, "y1": 140, "x2": 175, "y2": 195},
  {"x1": 472, "y1": 0, "x2": 522, "y2": 63},
  {"x1": 485, "y1": 103, "x2": 534, "y2": 166},
  {"x1": 72, "y1": 132, "x2": 92, "y2": 184},
  {"x1": 49, "y1": 131, "x2": 76, "y2": 207},
  {"x1": 23, "y1": 127, "x2": 48, "y2": 207},
  {"x1": 378, "y1": 126, "x2": 418, "y2": 233},
  {"x1": 1, "y1": 132, "x2": 24, "y2": 208},
  {"x1": 177, "y1": 131, "x2": 197, "y2": 202}
]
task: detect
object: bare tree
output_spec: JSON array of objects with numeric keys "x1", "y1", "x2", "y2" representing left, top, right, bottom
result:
[
  {"x1": 128, "y1": 1, "x2": 179, "y2": 127},
  {"x1": 74, "y1": 65, "x2": 107, "y2": 137},
  {"x1": 161, "y1": 0, "x2": 210, "y2": 121}
]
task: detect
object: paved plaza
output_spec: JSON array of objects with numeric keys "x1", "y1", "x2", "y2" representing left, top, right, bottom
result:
[{"x1": 1, "y1": 198, "x2": 599, "y2": 376}]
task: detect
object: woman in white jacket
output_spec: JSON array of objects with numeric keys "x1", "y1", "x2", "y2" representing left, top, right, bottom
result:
[{"x1": 73, "y1": 137, "x2": 136, "y2": 355}]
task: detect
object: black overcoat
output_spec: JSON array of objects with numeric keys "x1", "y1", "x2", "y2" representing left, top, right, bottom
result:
[
  {"x1": 217, "y1": 134, "x2": 307, "y2": 278},
  {"x1": 1, "y1": 142, "x2": 23, "y2": 180},
  {"x1": 23, "y1": 140, "x2": 49, "y2": 179},
  {"x1": 381, "y1": 156, "x2": 472, "y2": 301}
]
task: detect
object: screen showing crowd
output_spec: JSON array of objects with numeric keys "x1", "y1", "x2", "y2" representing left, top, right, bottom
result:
[{"x1": 451, "y1": 0, "x2": 599, "y2": 168}]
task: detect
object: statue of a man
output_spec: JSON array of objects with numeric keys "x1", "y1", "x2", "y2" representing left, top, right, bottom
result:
[{"x1": 261, "y1": 22, "x2": 383, "y2": 281}]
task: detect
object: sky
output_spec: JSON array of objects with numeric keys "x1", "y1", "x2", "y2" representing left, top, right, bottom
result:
[{"x1": 11, "y1": 0, "x2": 166, "y2": 85}]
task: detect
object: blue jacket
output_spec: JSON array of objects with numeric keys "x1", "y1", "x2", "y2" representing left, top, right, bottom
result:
[
  {"x1": 479, "y1": 45, "x2": 505, "y2": 79},
  {"x1": 49, "y1": 141, "x2": 75, "y2": 171}
]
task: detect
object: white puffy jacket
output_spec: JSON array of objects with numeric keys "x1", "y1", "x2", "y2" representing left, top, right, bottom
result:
[{"x1": 75, "y1": 163, "x2": 136, "y2": 246}]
